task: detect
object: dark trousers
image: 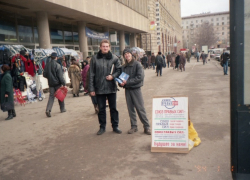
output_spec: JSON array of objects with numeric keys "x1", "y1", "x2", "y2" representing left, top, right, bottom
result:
[
  {"x1": 157, "y1": 66, "x2": 162, "y2": 76},
  {"x1": 91, "y1": 96, "x2": 97, "y2": 105},
  {"x1": 96, "y1": 93, "x2": 119, "y2": 129},
  {"x1": 46, "y1": 85, "x2": 65, "y2": 112},
  {"x1": 167, "y1": 61, "x2": 170, "y2": 68}
]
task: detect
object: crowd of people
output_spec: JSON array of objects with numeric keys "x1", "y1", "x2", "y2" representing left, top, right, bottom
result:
[{"x1": 0, "y1": 40, "x2": 229, "y2": 134}]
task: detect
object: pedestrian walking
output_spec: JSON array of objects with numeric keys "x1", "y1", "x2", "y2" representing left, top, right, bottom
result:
[
  {"x1": 89, "y1": 39, "x2": 122, "y2": 135},
  {"x1": 171, "y1": 52, "x2": 176, "y2": 69},
  {"x1": 167, "y1": 52, "x2": 172, "y2": 68},
  {"x1": 187, "y1": 51, "x2": 191, "y2": 63},
  {"x1": 207, "y1": 52, "x2": 211, "y2": 61},
  {"x1": 162, "y1": 54, "x2": 166, "y2": 68},
  {"x1": 180, "y1": 53, "x2": 186, "y2": 72},
  {"x1": 156, "y1": 52, "x2": 164, "y2": 76},
  {"x1": 151, "y1": 53, "x2": 156, "y2": 70},
  {"x1": 141, "y1": 54, "x2": 148, "y2": 69},
  {"x1": 119, "y1": 48, "x2": 151, "y2": 135},
  {"x1": 81, "y1": 60, "x2": 90, "y2": 96},
  {"x1": 175, "y1": 53, "x2": 180, "y2": 70},
  {"x1": 43, "y1": 52, "x2": 66, "y2": 117},
  {"x1": 220, "y1": 50, "x2": 229, "y2": 75},
  {"x1": 200, "y1": 51, "x2": 206, "y2": 65},
  {"x1": 85, "y1": 60, "x2": 99, "y2": 114},
  {"x1": 68, "y1": 60, "x2": 82, "y2": 97},
  {"x1": 0, "y1": 65, "x2": 16, "y2": 120},
  {"x1": 196, "y1": 51, "x2": 200, "y2": 62}
]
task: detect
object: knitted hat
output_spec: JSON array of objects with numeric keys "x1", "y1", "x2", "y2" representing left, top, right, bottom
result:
[
  {"x1": 51, "y1": 52, "x2": 58, "y2": 57},
  {"x1": 123, "y1": 48, "x2": 132, "y2": 57}
]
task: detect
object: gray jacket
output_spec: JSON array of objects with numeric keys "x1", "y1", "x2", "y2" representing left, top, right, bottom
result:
[
  {"x1": 43, "y1": 57, "x2": 65, "y2": 87},
  {"x1": 89, "y1": 51, "x2": 121, "y2": 94},
  {"x1": 156, "y1": 55, "x2": 164, "y2": 66},
  {"x1": 121, "y1": 59, "x2": 144, "y2": 89}
]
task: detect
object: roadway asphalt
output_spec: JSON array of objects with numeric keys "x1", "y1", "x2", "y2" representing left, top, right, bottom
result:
[{"x1": 0, "y1": 57, "x2": 231, "y2": 180}]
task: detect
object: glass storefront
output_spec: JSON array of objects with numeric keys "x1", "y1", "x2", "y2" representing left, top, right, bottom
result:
[
  {"x1": 17, "y1": 16, "x2": 33, "y2": 43},
  {"x1": 0, "y1": 17, "x2": 17, "y2": 42},
  {"x1": 0, "y1": 10, "x2": 133, "y2": 53}
]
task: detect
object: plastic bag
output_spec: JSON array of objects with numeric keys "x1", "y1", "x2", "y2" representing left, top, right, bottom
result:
[
  {"x1": 54, "y1": 86, "x2": 68, "y2": 102},
  {"x1": 189, "y1": 122, "x2": 201, "y2": 147}
]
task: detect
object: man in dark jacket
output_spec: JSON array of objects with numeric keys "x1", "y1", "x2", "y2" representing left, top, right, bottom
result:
[
  {"x1": 141, "y1": 54, "x2": 148, "y2": 69},
  {"x1": 200, "y1": 51, "x2": 207, "y2": 65},
  {"x1": 220, "y1": 50, "x2": 229, "y2": 75},
  {"x1": 119, "y1": 48, "x2": 151, "y2": 135},
  {"x1": 89, "y1": 39, "x2": 122, "y2": 135},
  {"x1": 43, "y1": 52, "x2": 66, "y2": 117},
  {"x1": 156, "y1": 52, "x2": 164, "y2": 76},
  {"x1": 151, "y1": 53, "x2": 156, "y2": 70}
]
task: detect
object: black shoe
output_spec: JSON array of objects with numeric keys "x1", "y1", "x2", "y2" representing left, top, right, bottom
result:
[
  {"x1": 61, "y1": 109, "x2": 66, "y2": 113},
  {"x1": 113, "y1": 128, "x2": 122, "y2": 134},
  {"x1": 5, "y1": 114, "x2": 13, "y2": 120},
  {"x1": 46, "y1": 111, "x2": 51, "y2": 117},
  {"x1": 12, "y1": 109, "x2": 16, "y2": 117},
  {"x1": 73, "y1": 94, "x2": 76, "y2": 97},
  {"x1": 77, "y1": 94, "x2": 79, "y2": 97},
  {"x1": 97, "y1": 128, "x2": 105, "y2": 135}
]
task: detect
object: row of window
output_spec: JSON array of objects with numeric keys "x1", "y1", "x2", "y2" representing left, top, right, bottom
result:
[
  {"x1": 183, "y1": 23, "x2": 229, "y2": 29},
  {"x1": 183, "y1": 16, "x2": 229, "y2": 24},
  {"x1": 183, "y1": 31, "x2": 229, "y2": 38}
]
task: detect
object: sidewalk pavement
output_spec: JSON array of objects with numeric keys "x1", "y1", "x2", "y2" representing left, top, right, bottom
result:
[{"x1": 0, "y1": 58, "x2": 231, "y2": 180}]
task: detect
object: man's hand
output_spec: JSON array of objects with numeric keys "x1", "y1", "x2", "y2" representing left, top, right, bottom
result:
[
  {"x1": 106, "y1": 75, "x2": 113, "y2": 81},
  {"x1": 120, "y1": 80, "x2": 126, "y2": 87},
  {"x1": 90, "y1": 92, "x2": 96, "y2": 96}
]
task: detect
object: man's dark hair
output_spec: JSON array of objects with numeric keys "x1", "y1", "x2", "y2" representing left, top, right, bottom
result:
[
  {"x1": 1, "y1": 64, "x2": 10, "y2": 72},
  {"x1": 158, "y1": 52, "x2": 162, "y2": 55},
  {"x1": 51, "y1": 56, "x2": 57, "y2": 60}
]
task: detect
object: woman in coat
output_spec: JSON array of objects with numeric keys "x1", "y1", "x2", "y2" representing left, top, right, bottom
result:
[
  {"x1": 81, "y1": 60, "x2": 90, "y2": 95},
  {"x1": 68, "y1": 60, "x2": 82, "y2": 97},
  {"x1": 0, "y1": 65, "x2": 16, "y2": 120}
]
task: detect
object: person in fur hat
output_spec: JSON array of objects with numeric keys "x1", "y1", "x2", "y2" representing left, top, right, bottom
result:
[{"x1": 68, "y1": 60, "x2": 82, "y2": 97}]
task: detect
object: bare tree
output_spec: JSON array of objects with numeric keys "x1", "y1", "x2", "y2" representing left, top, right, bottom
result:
[{"x1": 194, "y1": 22, "x2": 218, "y2": 50}]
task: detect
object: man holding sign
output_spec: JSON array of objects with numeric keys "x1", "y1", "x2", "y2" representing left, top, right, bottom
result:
[
  {"x1": 89, "y1": 39, "x2": 121, "y2": 135},
  {"x1": 119, "y1": 48, "x2": 151, "y2": 135}
]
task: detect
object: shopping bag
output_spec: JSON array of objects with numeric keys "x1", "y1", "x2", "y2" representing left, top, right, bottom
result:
[{"x1": 54, "y1": 86, "x2": 68, "y2": 102}]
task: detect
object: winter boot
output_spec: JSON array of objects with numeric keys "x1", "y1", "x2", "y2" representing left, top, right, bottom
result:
[
  {"x1": 5, "y1": 110, "x2": 13, "y2": 120},
  {"x1": 12, "y1": 109, "x2": 16, "y2": 117}
]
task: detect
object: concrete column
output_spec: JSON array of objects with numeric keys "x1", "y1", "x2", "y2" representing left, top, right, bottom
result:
[
  {"x1": 119, "y1": 30, "x2": 125, "y2": 55},
  {"x1": 77, "y1": 21, "x2": 88, "y2": 59},
  {"x1": 36, "y1": 12, "x2": 51, "y2": 49},
  {"x1": 130, "y1": 33, "x2": 137, "y2": 47}
]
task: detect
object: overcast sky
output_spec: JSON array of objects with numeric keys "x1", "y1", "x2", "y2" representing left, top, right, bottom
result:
[{"x1": 181, "y1": 0, "x2": 229, "y2": 17}]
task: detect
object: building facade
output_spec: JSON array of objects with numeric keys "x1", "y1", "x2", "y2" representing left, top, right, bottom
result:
[
  {"x1": 141, "y1": 0, "x2": 182, "y2": 55},
  {"x1": 0, "y1": 0, "x2": 149, "y2": 58},
  {"x1": 0, "y1": 0, "x2": 182, "y2": 57},
  {"x1": 182, "y1": 12, "x2": 230, "y2": 51}
]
